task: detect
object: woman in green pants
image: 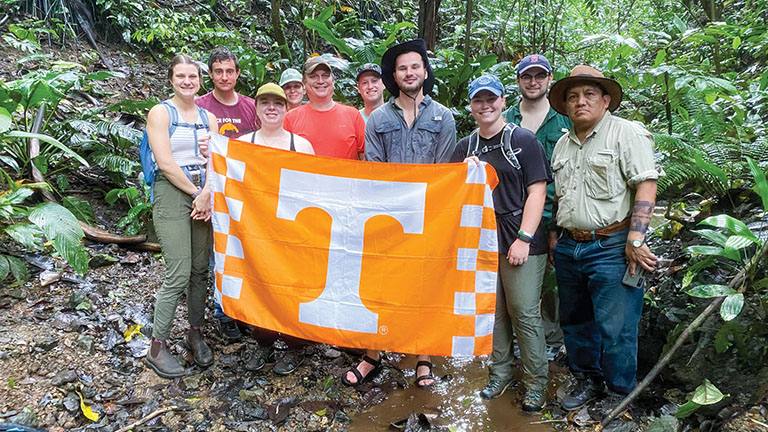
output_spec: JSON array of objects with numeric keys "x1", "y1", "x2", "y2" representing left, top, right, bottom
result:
[{"x1": 144, "y1": 54, "x2": 217, "y2": 378}]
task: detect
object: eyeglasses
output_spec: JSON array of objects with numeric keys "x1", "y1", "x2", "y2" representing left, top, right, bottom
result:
[{"x1": 519, "y1": 73, "x2": 549, "y2": 83}]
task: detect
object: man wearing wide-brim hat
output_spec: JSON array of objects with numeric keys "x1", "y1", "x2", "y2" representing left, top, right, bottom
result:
[
  {"x1": 547, "y1": 65, "x2": 660, "y2": 414},
  {"x1": 344, "y1": 39, "x2": 455, "y2": 390}
]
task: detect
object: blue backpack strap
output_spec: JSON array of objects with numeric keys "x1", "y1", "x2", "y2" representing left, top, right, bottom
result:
[
  {"x1": 196, "y1": 105, "x2": 211, "y2": 131},
  {"x1": 161, "y1": 100, "x2": 179, "y2": 137}
]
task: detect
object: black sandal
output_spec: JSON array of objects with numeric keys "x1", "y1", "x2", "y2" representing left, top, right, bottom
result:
[
  {"x1": 414, "y1": 360, "x2": 436, "y2": 388},
  {"x1": 342, "y1": 354, "x2": 382, "y2": 386}
]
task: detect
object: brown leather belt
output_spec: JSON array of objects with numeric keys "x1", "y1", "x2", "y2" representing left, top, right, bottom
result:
[{"x1": 565, "y1": 218, "x2": 630, "y2": 241}]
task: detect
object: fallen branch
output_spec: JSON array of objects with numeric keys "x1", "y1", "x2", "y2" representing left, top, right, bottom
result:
[
  {"x1": 114, "y1": 405, "x2": 178, "y2": 432},
  {"x1": 603, "y1": 240, "x2": 768, "y2": 426},
  {"x1": 79, "y1": 222, "x2": 147, "y2": 245}
]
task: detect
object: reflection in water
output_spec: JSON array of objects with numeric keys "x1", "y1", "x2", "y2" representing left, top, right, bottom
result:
[{"x1": 349, "y1": 355, "x2": 558, "y2": 431}]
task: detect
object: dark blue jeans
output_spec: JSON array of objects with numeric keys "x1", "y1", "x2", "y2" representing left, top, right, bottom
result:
[{"x1": 554, "y1": 229, "x2": 643, "y2": 395}]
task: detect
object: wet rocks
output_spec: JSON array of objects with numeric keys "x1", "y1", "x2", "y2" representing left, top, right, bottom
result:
[{"x1": 50, "y1": 370, "x2": 77, "y2": 386}]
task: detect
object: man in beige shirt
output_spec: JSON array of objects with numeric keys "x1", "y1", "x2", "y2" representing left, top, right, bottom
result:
[{"x1": 547, "y1": 65, "x2": 659, "y2": 415}]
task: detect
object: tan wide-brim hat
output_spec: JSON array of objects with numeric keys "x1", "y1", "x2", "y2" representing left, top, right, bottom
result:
[{"x1": 548, "y1": 65, "x2": 623, "y2": 115}]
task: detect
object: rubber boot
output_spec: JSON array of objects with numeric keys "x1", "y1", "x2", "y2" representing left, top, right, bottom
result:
[
  {"x1": 187, "y1": 327, "x2": 213, "y2": 367},
  {"x1": 145, "y1": 339, "x2": 185, "y2": 378}
]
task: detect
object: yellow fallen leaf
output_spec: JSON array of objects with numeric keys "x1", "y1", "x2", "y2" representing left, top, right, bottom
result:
[
  {"x1": 124, "y1": 324, "x2": 144, "y2": 342},
  {"x1": 76, "y1": 391, "x2": 99, "y2": 422},
  {"x1": 340, "y1": 5, "x2": 353, "y2": 12}
]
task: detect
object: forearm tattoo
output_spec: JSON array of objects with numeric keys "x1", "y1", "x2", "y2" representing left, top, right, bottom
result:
[{"x1": 630, "y1": 200, "x2": 654, "y2": 235}]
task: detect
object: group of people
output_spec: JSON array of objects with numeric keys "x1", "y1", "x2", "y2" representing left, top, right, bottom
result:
[{"x1": 143, "y1": 38, "x2": 660, "y2": 416}]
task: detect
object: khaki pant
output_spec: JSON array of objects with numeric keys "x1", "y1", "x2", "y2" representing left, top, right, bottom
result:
[
  {"x1": 488, "y1": 253, "x2": 548, "y2": 391},
  {"x1": 151, "y1": 175, "x2": 212, "y2": 340}
]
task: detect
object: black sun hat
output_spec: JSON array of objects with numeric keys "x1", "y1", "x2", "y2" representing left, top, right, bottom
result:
[
  {"x1": 548, "y1": 65, "x2": 623, "y2": 115},
  {"x1": 380, "y1": 39, "x2": 435, "y2": 98}
]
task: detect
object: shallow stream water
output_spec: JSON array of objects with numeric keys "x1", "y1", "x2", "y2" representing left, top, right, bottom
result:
[{"x1": 349, "y1": 355, "x2": 563, "y2": 431}]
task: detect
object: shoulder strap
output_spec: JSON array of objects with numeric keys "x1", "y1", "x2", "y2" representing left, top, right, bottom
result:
[
  {"x1": 466, "y1": 128, "x2": 480, "y2": 157},
  {"x1": 196, "y1": 106, "x2": 211, "y2": 131},
  {"x1": 161, "y1": 100, "x2": 178, "y2": 137},
  {"x1": 289, "y1": 132, "x2": 295, "y2": 152},
  {"x1": 500, "y1": 123, "x2": 521, "y2": 169}
]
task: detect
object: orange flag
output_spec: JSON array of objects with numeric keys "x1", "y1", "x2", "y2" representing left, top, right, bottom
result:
[{"x1": 210, "y1": 137, "x2": 499, "y2": 357}]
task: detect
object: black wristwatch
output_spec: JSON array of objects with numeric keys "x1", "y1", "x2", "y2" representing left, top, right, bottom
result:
[{"x1": 191, "y1": 187, "x2": 203, "y2": 199}]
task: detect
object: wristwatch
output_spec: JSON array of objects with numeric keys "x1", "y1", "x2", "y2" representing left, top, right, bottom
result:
[
  {"x1": 629, "y1": 238, "x2": 645, "y2": 248},
  {"x1": 191, "y1": 187, "x2": 203, "y2": 199}
]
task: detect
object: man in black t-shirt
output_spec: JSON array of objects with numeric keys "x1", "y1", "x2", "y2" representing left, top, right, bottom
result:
[{"x1": 451, "y1": 74, "x2": 552, "y2": 412}]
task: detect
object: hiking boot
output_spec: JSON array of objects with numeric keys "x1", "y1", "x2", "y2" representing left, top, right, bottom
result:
[
  {"x1": 273, "y1": 348, "x2": 305, "y2": 375},
  {"x1": 145, "y1": 339, "x2": 185, "y2": 379},
  {"x1": 561, "y1": 377, "x2": 606, "y2": 411},
  {"x1": 243, "y1": 345, "x2": 269, "y2": 372},
  {"x1": 218, "y1": 319, "x2": 241, "y2": 342},
  {"x1": 186, "y1": 327, "x2": 213, "y2": 367},
  {"x1": 479, "y1": 378, "x2": 514, "y2": 399},
  {"x1": 522, "y1": 388, "x2": 546, "y2": 412}
]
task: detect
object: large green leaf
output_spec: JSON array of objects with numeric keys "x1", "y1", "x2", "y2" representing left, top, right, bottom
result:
[
  {"x1": 747, "y1": 157, "x2": 768, "y2": 212},
  {"x1": 720, "y1": 293, "x2": 744, "y2": 321},
  {"x1": 691, "y1": 379, "x2": 726, "y2": 405},
  {"x1": 0, "y1": 187, "x2": 34, "y2": 205},
  {"x1": 4, "y1": 223, "x2": 43, "y2": 250},
  {"x1": 699, "y1": 214, "x2": 759, "y2": 243},
  {"x1": 302, "y1": 19, "x2": 354, "y2": 57},
  {"x1": 379, "y1": 22, "x2": 416, "y2": 51},
  {"x1": 674, "y1": 401, "x2": 700, "y2": 419},
  {"x1": 0, "y1": 107, "x2": 11, "y2": 133},
  {"x1": 62, "y1": 196, "x2": 97, "y2": 225},
  {"x1": 28, "y1": 202, "x2": 88, "y2": 275},
  {"x1": 724, "y1": 235, "x2": 756, "y2": 250},
  {"x1": 5, "y1": 131, "x2": 89, "y2": 167},
  {"x1": 684, "y1": 245, "x2": 723, "y2": 256},
  {"x1": 691, "y1": 229, "x2": 728, "y2": 247},
  {"x1": 7, "y1": 255, "x2": 28, "y2": 285},
  {"x1": 686, "y1": 284, "x2": 736, "y2": 298}
]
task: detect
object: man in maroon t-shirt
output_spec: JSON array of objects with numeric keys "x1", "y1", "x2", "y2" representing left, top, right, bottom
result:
[
  {"x1": 195, "y1": 48, "x2": 258, "y2": 347},
  {"x1": 195, "y1": 47, "x2": 260, "y2": 138}
]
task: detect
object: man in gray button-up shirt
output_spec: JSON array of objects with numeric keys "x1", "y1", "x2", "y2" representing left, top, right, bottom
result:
[
  {"x1": 364, "y1": 39, "x2": 456, "y2": 164},
  {"x1": 345, "y1": 39, "x2": 455, "y2": 390}
]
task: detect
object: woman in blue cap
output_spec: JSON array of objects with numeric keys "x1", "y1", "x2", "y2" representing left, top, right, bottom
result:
[{"x1": 450, "y1": 73, "x2": 552, "y2": 412}]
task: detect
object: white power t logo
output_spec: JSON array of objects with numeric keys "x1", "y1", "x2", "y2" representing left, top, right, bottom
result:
[{"x1": 276, "y1": 169, "x2": 427, "y2": 334}]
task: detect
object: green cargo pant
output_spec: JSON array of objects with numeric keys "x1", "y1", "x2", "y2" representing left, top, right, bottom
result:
[
  {"x1": 488, "y1": 253, "x2": 548, "y2": 392},
  {"x1": 151, "y1": 174, "x2": 212, "y2": 340}
]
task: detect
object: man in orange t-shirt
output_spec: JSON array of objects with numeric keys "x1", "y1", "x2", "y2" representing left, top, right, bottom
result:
[{"x1": 283, "y1": 57, "x2": 365, "y2": 160}]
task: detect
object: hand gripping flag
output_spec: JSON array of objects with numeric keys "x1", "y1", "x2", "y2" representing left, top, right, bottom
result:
[{"x1": 209, "y1": 136, "x2": 499, "y2": 357}]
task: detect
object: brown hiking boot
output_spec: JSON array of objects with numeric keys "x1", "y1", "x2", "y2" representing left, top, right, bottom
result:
[
  {"x1": 187, "y1": 327, "x2": 213, "y2": 367},
  {"x1": 145, "y1": 339, "x2": 185, "y2": 379}
]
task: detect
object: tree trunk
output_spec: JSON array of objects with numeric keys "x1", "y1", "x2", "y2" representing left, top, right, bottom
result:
[
  {"x1": 418, "y1": 0, "x2": 441, "y2": 51},
  {"x1": 463, "y1": 0, "x2": 472, "y2": 64},
  {"x1": 270, "y1": 0, "x2": 292, "y2": 60}
]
